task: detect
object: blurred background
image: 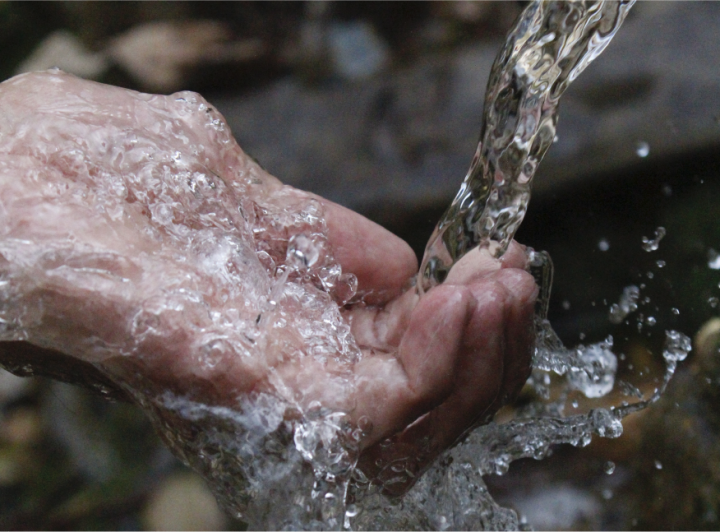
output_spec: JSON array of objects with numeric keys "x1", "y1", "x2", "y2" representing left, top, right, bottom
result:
[{"x1": 1, "y1": 1, "x2": 720, "y2": 529}]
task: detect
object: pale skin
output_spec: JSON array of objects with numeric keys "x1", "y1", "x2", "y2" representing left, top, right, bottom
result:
[{"x1": 0, "y1": 71, "x2": 538, "y2": 495}]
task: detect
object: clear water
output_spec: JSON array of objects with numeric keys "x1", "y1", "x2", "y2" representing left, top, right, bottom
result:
[
  {"x1": 418, "y1": 0, "x2": 636, "y2": 293},
  {"x1": 0, "y1": 1, "x2": 696, "y2": 530}
]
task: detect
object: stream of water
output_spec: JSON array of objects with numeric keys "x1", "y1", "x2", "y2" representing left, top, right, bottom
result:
[{"x1": 419, "y1": 0, "x2": 635, "y2": 293}]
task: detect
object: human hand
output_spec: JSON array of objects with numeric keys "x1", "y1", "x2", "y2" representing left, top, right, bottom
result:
[{"x1": 0, "y1": 71, "x2": 537, "y2": 496}]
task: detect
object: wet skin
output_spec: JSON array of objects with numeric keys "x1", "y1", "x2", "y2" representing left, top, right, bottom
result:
[{"x1": 0, "y1": 71, "x2": 537, "y2": 495}]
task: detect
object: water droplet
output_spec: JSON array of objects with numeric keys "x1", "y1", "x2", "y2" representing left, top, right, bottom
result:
[
  {"x1": 602, "y1": 488, "x2": 614, "y2": 500},
  {"x1": 661, "y1": 184, "x2": 672, "y2": 197},
  {"x1": 645, "y1": 316, "x2": 656, "y2": 326},
  {"x1": 708, "y1": 248, "x2": 720, "y2": 270},
  {"x1": 646, "y1": 271, "x2": 654, "y2": 279},
  {"x1": 598, "y1": 238, "x2": 610, "y2": 252},
  {"x1": 654, "y1": 460, "x2": 663, "y2": 470},
  {"x1": 656, "y1": 260, "x2": 666, "y2": 268},
  {"x1": 636, "y1": 141, "x2": 650, "y2": 157},
  {"x1": 604, "y1": 461, "x2": 616, "y2": 475},
  {"x1": 641, "y1": 227, "x2": 666, "y2": 252},
  {"x1": 562, "y1": 300, "x2": 571, "y2": 310},
  {"x1": 709, "y1": 297, "x2": 719, "y2": 308},
  {"x1": 609, "y1": 285, "x2": 640, "y2": 324},
  {"x1": 671, "y1": 307, "x2": 680, "y2": 315}
]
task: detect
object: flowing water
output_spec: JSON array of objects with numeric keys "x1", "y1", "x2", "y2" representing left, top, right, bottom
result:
[
  {"x1": 418, "y1": 0, "x2": 635, "y2": 292},
  {"x1": 0, "y1": 1, "x2": 696, "y2": 530}
]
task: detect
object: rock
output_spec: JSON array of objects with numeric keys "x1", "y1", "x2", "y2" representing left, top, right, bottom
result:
[
  {"x1": 695, "y1": 317, "x2": 720, "y2": 374},
  {"x1": 513, "y1": 484, "x2": 602, "y2": 530},
  {"x1": 108, "y1": 21, "x2": 266, "y2": 93},
  {"x1": 14, "y1": 30, "x2": 108, "y2": 80},
  {"x1": 327, "y1": 21, "x2": 389, "y2": 81},
  {"x1": 142, "y1": 472, "x2": 227, "y2": 531},
  {"x1": 0, "y1": 369, "x2": 30, "y2": 403},
  {"x1": 0, "y1": 407, "x2": 41, "y2": 445},
  {"x1": 448, "y1": 1, "x2": 492, "y2": 24},
  {"x1": 48, "y1": 2, "x2": 193, "y2": 45}
]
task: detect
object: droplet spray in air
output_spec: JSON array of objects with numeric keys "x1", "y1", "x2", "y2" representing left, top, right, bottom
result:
[
  {"x1": 708, "y1": 248, "x2": 720, "y2": 270},
  {"x1": 636, "y1": 141, "x2": 650, "y2": 158},
  {"x1": 641, "y1": 227, "x2": 666, "y2": 252}
]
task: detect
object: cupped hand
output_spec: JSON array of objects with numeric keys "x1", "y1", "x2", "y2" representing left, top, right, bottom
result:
[{"x1": 0, "y1": 71, "x2": 537, "y2": 496}]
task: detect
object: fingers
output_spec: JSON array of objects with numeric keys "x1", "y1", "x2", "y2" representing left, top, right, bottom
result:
[
  {"x1": 491, "y1": 269, "x2": 538, "y2": 404},
  {"x1": 444, "y1": 240, "x2": 529, "y2": 286},
  {"x1": 350, "y1": 285, "x2": 472, "y2": 443},
  {"x1": 500, "y1": 240, "x2": 530, "y2": 271},
  {"x1": 319, "y1": 197, "x2": 418, "y2": 305},
  {"x1": 356, "y1": 266, "x2": 537, "y2": 496}
]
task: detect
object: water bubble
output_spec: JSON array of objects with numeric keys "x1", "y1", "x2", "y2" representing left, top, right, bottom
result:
[
  {"x1": 709, "y1": 297, "x2": 719, "y2": 309},
  {"x1": 654, "y1": 460, "x2": 663, "y2": 470},
  {"x1": 562, "y1": 300, "x2": 571, "y2": 310},
  {"x1": 641, "y1": 227, "x2": 666, "y2": 252},
  {"x1": 603, "y1": 461, "x2": 616, "y2": 475},
  {"x1": 663, "y1": 330, "x2": 692, "y2": 363},
  {"x1": 636, "y1": 141, "x2": 650, "y2": 158},
  {"x1": 645, "y1": 316, "x2": 656, "y2": 326},
  {"x1": 671, "y1": 307, "x2": 680, "y2": 315},
  {"x1": 661, "y1": 184, "x2": 672, "y2": 197},
  {"x1": 286, "y1": 234, "x2": 320, "y2": 270},
  {"x1": 646, "y1": 271, "x2": 654, "y2": 279},
  {"x1": 598, "y1": 238, "x2": 610, "y2": 252},
  {"x1": 656, "y1": 260, "x2": 666, "y2": 268},
  {"x1": 602, "y1": 489, "x2": 614, "y2": 500}
]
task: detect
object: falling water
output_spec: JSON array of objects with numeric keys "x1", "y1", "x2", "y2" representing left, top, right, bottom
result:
[{"x1": 418, "y1": 0, "x2": 635, "y2": 293}]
